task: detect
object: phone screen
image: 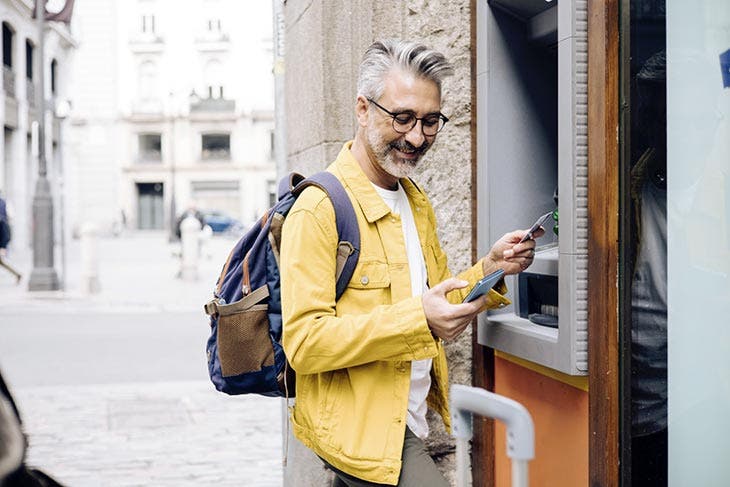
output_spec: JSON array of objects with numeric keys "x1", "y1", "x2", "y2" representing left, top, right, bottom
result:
[
  {"x1": 462, "y1": 269, "x2": 505, "y2": 303},
  {"x1": 519, "y1": 211, "x2": 553, "y2": 243}
]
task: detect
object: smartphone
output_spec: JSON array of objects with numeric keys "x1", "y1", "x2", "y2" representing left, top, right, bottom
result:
[
  {"x1": 519, "y1": 211, "x2": 553, "y2": 243},
  {"x1": 462, "y1": 269, "x2": 505, "y2": 303}
]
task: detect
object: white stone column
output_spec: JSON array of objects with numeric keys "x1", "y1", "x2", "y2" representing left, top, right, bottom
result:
[{"x1": 179, "y1": 215, "x2": 201, "y2": 281}]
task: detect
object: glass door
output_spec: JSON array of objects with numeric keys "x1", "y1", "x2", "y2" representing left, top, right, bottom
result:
[
  {"x1": 622, "y1": 0, "x2": 730, "y2": 485},
  {"x1": 666, "y1": 1, "x2": 730, "y2": 485}
]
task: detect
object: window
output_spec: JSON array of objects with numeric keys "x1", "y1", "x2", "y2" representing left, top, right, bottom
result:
[
  {"x1": 269, "y1": 130, "x2": 275, "y2": 160},
  {"x1": 207, "y1": 19, "x2": 222, "y2": 33},
  {"x1": 50, "y1": 59, "x2": 57, "y2": 94},
  {"x1": 25, "y1": 40, "x2": 33, "y2": 80},
  {"x1": 201, "y1": 133, "x2": 230, "y2": 160},
  {"x1": 207, "y1": 85, "x2": 223, "y2": 99},
  {"x1": 141, "y1": 14, "x2": 155, "y2": 34},
  {"x1": 3, "y1": 22, "x2": 13, "y2": 67},
  {"x1": 138, "y1": 133, "x2": 162, "y2": 162}
]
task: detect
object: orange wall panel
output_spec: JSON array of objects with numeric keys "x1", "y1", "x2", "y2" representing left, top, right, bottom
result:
[{"x1": 493, "y1": 356, "x2": 588, "y2": 487}]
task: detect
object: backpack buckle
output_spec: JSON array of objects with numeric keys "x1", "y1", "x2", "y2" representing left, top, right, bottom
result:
[{"x1": 204, "y1": 299, "x2": 220, "y2": 316}]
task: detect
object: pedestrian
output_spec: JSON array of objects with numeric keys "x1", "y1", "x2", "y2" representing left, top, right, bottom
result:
[
  {"x1": 280, "y1": 39, "x2": 542, "y2": 486},
  {"x1": 174, "y1": 203, "x2": 206, "y2": 241},
  {"x1": 0, "y1": 193, "x2": 22, "y2": 284}
]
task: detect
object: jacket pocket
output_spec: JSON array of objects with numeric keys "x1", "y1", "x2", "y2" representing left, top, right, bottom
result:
[
  {"x1": 341, "y1": 262, "x2": 391, "y2": 312},
  {"x1": 347, "y1": 261, "x2": 390, "y2": 289}
]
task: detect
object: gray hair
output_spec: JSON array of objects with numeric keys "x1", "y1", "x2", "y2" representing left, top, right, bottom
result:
[{"x1": 357, "y1": 39, "x2": 454, "y2": 100}]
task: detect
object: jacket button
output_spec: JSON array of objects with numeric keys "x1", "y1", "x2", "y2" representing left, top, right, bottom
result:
[{"x1": 360, "y1": 276, "x2": 369, "y2": 285}]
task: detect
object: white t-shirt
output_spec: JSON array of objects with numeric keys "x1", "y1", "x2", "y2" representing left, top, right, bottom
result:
[{"x1": 372, "y1": 182, "x2": 432, "y2": 439}]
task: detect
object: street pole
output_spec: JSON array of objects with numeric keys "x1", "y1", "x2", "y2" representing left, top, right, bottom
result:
[
  {"x1": 168, "y1": 94, "x2": 177, "y2": 242},
  {"x1": 55, "y1": 100, "x2": 71, "y2": 291},
  {"x1": 28, "y1": 0, "x2": 60, "y2": 291}
]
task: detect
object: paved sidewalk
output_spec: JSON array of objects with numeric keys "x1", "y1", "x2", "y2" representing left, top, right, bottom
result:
[{"x1": 15, "y1": 382, "x2": 284, "y2": 487}]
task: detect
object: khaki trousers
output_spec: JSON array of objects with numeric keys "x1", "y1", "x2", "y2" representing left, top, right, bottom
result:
[{"x1": 322, "y1": 427, "x2": 450, "y2": 487}]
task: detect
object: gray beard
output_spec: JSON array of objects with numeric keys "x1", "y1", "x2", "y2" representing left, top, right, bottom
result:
[{"x1": 366, "y1": 129, "x2": 426, "y2": 179}]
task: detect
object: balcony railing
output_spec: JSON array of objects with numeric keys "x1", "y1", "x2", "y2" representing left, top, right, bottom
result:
[
  {"x1": 190, "y1": 97, "x2": 235, "y2": 113},
  {"x1": 3, "y1": 65, "x2": 15, "y2": 98},
  {"x1": 136, "y1": 151, "x2": 162, "y2": 164},
  {"x1": 26, "y1": 78, "x2": 35, "y2": 107},
  {"x1": 201, "y1": 148, "x2": 231, "y2": 161}
]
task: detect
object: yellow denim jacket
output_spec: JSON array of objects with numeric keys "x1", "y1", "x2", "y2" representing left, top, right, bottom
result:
[{"x1": 281, "y1": 142, "x2": 510, "y2": 485}]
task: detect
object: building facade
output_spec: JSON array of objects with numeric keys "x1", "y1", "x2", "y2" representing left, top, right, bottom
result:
[
  {"x1": 67, "y1": 0, "x2": 275, "y2": 236},
  {"x1": 0, "y1": 0, "x2": 75, "y2": 250}
]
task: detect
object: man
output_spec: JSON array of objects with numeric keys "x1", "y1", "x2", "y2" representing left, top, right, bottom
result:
[{"x1": 280, "y1": 39, "x2": 541, "y2": 486}]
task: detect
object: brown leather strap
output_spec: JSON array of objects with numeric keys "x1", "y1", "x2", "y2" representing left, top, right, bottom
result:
[
  {"x1": 335, "y1": 241, "x2": 354, "y2": 283},
  {"x1": 204, "y1": 285, "x2": 270, "y2": 317}
]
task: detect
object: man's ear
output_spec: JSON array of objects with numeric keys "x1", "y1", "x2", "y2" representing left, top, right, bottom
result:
[{"x1": 355, "y1": 95, "x2": 370, "y2": 128}]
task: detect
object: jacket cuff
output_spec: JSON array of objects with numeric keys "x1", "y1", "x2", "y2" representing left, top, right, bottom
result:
[{"x1": 397, "y1": 295, "x2": 438, "y2": 360}]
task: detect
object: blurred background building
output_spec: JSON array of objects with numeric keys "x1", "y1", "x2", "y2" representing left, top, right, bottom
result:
[
  {"x1": 66, "y1": 0, "x2": 275, "y2": 237},
  {"x1": 0, "y1": 0, "x2": 75, "y2": 250}
]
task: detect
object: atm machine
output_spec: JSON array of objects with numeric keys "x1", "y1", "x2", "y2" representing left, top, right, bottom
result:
[{"x1": 476, "y1": 0, "x2": 588, "y2": 375}]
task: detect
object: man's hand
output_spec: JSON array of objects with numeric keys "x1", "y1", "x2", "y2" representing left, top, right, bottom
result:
[
  {"x1": 422, "y1": 278, "x2": 488, "y2": 341},
  {"x1": 485, "y1": 227, "x2": 545, "y2": 275}
]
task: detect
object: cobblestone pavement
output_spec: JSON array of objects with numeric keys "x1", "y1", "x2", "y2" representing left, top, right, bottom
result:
[
  {"x1": 1, "y1": 231, "x2": 286, "y2": 486},
  {"x1": 15, "y1": 382, "x2": 284, "y2": 487}
]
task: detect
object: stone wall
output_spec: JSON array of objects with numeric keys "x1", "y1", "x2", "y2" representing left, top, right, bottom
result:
[{"x1": 283, "y1": 1, "x2": 474, "y2": 484}]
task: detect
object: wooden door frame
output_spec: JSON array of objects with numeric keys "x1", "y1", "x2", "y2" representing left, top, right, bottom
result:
[
  {"x1": 587, "y1": 0, "x2": 621, "y2": 486},
  {"x1": 469, "y1": 0, "x2": 621, "y2": 486}
]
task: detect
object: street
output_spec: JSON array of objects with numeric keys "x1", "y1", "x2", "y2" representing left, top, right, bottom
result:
[{"x1": 0, "y1": 232, "x2": 284, "y2": 486}]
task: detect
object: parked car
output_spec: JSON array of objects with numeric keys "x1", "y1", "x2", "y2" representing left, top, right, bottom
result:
[{"x1": 199, "y1": 210, "x2": 245, "y2": 235}]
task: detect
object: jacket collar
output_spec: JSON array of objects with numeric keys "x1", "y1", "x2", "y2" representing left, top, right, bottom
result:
[{"x1": 329, "y1": 141, "x2": 428, "y2": 223}]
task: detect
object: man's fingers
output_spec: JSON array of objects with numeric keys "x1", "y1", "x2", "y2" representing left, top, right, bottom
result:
[{"x1": 431, "y1": 277, "x2": 470, "y2": 295}]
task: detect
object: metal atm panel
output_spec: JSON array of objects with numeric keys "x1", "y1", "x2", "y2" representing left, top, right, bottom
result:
[{"x1": 476, "y1": 0, "x2": 588, "y2": 375}]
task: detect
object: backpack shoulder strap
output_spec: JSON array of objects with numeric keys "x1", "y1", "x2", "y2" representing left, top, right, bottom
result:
[{"x1": 293, "y1": 172, "x2": 360, "y2": 300}]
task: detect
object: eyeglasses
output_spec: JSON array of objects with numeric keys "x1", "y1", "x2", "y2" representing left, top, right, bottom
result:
[{"x1": 367, "y1": 98, "x2": 449, "y2": 136}]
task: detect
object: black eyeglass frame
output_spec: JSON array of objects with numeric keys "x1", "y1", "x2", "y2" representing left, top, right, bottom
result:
[{"x1": 367, "y1": 98, "x2": 449, "y2": 136}]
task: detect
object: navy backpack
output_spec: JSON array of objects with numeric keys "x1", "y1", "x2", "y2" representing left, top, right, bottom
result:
[{"x1": 204, "y1": 172, "x2": 360, "y2": 397}]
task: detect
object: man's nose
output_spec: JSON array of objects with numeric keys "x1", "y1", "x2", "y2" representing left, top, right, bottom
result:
[{"x1": 404, "y1": 120, "x2": 426, "y2": 148}]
